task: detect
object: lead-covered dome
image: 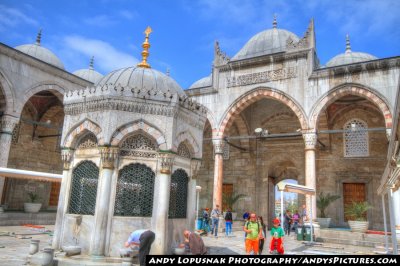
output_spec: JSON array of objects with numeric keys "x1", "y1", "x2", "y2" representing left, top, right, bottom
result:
[
  {"x1": 188, "y1": 75, "x2": 211, "y2": 89},
  {"x1": 97, "y1": 66, "x2": 184, "y2": 95},
  {"x1": 73, "y1": 57, "x2": 103, "y2": 84},
  {"x1": 232, "y1": 18, "x2": 299, "y2": 60},
  {"x1": 15, "y1": 30, "x2": 65, "y2": 69},
  {"x1": 326, "y1": 35, "x2": 378, "y2": 67}
]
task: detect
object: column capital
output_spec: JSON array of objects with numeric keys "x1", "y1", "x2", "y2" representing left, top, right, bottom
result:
[
  {"x1": 61, "y1": 148, "x2": 74, "y2": 170},
  {"x1": 99, "y1": 146, "x2": 119, "y2": 169},
  {"x1": 212, "y1": 138, "x2": 225, "y2": 154},
  {"x1": 386, "y1": 128, "x2": 392, "y2": 141},
  {"x1": 302, "y1": 131, "x2": 317, "y2": 150},
  {"x1": 0, "y1": 115, "x2": 19, "y2": 134},
  {"x1": 157, "y1": 152, "x2": 175, "y2": 175},
  {"x1": 190, "y1": 158, "x2": 202, "y2": 179}
]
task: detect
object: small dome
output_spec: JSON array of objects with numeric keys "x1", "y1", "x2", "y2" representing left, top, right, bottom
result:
[
  {"x1": 189, "y1": 75, "x2": 211, "y2": 89},
  {"x1": 73, "y1": 57, "x2": 103, "y2": 84},
  {"x1": 97, "y1": 67, "x2": 184, "y2": 95},
  {"x1": 15, "y1": 31, "x2": 64, "y2": 69},
  {"x1": 232, "y1": 18, "x2": 299, "y2": 60},
  {"x1": 326, "y1": 35, "x2": 378, "y2": 67}
]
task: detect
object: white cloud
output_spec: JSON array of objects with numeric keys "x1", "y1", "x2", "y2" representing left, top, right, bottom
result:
[
  {"x1": 83, "y1": 15, "x2": 117, "y2": 26},
  {"x1": 0, "y1": 5, "x2": 38, "y2": 30},
  {"x1": 63, "y1": 35, "x2": 138, "y2": 73},
  {"x1": 119, "y1": 10, "x2": 138, "y2": 20}
]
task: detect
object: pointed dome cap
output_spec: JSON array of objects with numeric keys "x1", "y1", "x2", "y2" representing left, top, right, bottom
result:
[
  {"x1": 15, "y1": 30, "x2": 65, "y2": 69},
  {"x1": 232, "y1": 16, "x2": 299, "y2": 60},
  {"x1": 73, "y1": 56, "x2": 104, "y2": 84},
  {"x1": 97, "y1": 26, "x2": 184, "y2": 96},
  {"x1": 189, "y1": 75, "x2": 211, "y2": 89},
  {"x1": 326, "y1": 35, "x2": 377, "y2": 67}
]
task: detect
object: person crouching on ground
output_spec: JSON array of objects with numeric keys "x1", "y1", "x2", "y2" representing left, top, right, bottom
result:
[
  {"x1": 270, "y1": 218, "x2": 284, "y2": 255},
  {"x1": 125, "y1": 229, "x2": 155, "y2": 266},
  {"x1": 243, "y1": 213, "x2": 262, "y2": 255},
  {"x1": 179, "y1": 229, "x2": 207, "y2": 255}
]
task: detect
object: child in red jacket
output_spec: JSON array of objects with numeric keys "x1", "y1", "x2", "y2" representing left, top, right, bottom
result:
[{"x1": 270, "y1": 218, "x2": 285, "y2": 254}]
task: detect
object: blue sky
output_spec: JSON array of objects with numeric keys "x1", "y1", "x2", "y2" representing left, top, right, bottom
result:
[{"x1": 1, "y1": 0, "x2": 399, "y2": 89}]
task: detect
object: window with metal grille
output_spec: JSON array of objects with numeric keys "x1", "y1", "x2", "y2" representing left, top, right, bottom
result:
[
  {"x1": 68, "y1": 160, "x2": 99, "y2": 215},
  {"x1": 11, "y1": 122, "x2": 20, "y2": 144},
  {"x1": 169, "y1": 169, "x2": 188, "y2": 218},
  {"x1": 177, "y1": 142, "x2": 191, "y2": 158},
  {"x1": 344, "y1": 119, "x2": 369, "y2": 157},
  {"x1": 119, "y1": 133, "x2": 158, "y2": 158},
  {"x1": 114, "y1": 163, "x2": 155, "y2": 217},
  {"x1": 77, "y1": 132, "x2": 98, "y2": 149}
]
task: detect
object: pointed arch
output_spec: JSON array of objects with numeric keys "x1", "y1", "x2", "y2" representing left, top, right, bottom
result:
[
  {"x1": 110, "y1": 120, "x2": 166, "y2": 149},
  {"x1": 173, "y1": 130, "x2": 200, "y2": 158},
  {"x1": 218, "y1": 87, "x2": 308, "y2": 136},
  {"x1": 63, "y1": 119, "x2": 104, "y2": 148},
  {"x1": 309, "y1": 84, "x2": 392, "y2": 130},
  {"x1": 0, "y1": 70, "x2": 16, "y2": 114}
]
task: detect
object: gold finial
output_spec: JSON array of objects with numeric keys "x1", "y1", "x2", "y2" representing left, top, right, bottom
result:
[
  {"x1": 89, "y1": 56, "x2": 94, "y2": 69},
  {"x1": 166, "y1": 68, "x2": 170, "y2": 76},
  {"x1": 36, "y1": 29, "x2": 42, "y2": 46},
  {"x1": 137, "y1": 26, "x2": 152, "y2": 68}
]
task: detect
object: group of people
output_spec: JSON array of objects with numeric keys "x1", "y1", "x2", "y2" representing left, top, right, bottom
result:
[
  {"x1": 201, "y1": 204, "x2": 233, "y2": 237},
  {"x1": 124, "y1": 204, "x2": 308, "y2": 264},
  {"x1": 283, "y1": 204, "x2": 308, "y2": 236},
  {"x1": 242, "y1": 212, "x2": 284, "y2": 255}
]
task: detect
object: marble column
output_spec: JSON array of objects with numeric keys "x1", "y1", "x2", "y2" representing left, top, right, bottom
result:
[
  {"x1": 303, "y1": 131, "x2": 317, "y2": 220},
  {"x1": 388, "y1": 187, "x2": 399, "y2": 255},
  {"x1": 0, "y1": 115, "x2": 19, "y2": 202},
  {"x1": 187, "y1": 159, "x2": 201, "y2": 231},
  {"x1": 212, "y1": 139, "x2": 224, "y2": 209},
  {"x1": 152, "y1": 152, "x2": 174, "y2": 255},
  {"x1": 393, "y1": 189, "x2": 400, "y2": 235},
  {"x1": 91, "y1": 146, "x2": 118, "y2": 256},
  {"x1": 52, "y1": 148, "x2": 74, "y2": 249}
]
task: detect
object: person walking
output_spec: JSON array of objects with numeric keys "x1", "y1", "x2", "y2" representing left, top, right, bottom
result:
[
  {"x1": 284, "y1": 210, "x2": 292, "y2": 236},
  {"x1": 224, "y1": 209, "x2": 233, "y2": 236},
  {"x1": 211, "y1": 205, "x2": 221, "y2": 237},
  {"x1": 258, "y1": 216, "x2": 266, "y2": 255},
  {"x1": 243, "y1": 213, "x2": 262, "y2": 255}
]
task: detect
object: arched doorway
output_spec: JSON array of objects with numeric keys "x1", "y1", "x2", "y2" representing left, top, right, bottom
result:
[{"x1": 4, "y1": 90, "x2": 64, "y2": 210}]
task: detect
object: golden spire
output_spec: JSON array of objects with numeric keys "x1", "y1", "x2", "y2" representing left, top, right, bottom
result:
[{"x1": 137, "y1": 26, "x2": 152, "y2": 68}]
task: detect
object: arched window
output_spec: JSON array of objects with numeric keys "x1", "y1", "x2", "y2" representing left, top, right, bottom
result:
[
  {"x1": 76, "y1": 132, "x2": 98, "y2": 149},
  {"x1": 68, "y1": 161, "x2": 99, "y2": 215},
  {"x1": 169, "y1": 169, "x2": 188, "y2": 218},
  {"x1": 119, "y1": 133, "x2": 158, "y2": 158},
  {"x1": 114, "y1": 163, "x2": 155, "y2": 216},
  {"x1": 177, "y1": 142, "x2": 191, "y2": 158},
  {"x1": 344, "y1": 119, "x2": 369, "y2": 157}
]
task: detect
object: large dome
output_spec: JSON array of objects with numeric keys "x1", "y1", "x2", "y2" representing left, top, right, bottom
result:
[
  {"x1": 15, "y1": 31, "x2": 64, "y2": 69},
  {"x1": 326, "y1": 35, "x2": 378, "y2": 67},
  {"x1": 97, "y1": 67, "x2": 184, "y2": 95},
  {"x1": 232, "y1": 23, "x2": 299, "y2": 60}
]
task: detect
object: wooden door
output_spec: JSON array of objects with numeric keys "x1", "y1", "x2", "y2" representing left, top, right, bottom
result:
[
  {"x1": 48, "y1": 182, "x2": 61, "y2": 206},
  {"x1": 343, "y1": 183, "x2": 366, "y2": 221},
  {"x1": 222, "y1": 183, "x2": 233, "y2": 211}
]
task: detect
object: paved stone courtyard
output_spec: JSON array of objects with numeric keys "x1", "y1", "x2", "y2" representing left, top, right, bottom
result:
[{"x1": 0, "y1": 225, "x2": 385, "y2": 266}]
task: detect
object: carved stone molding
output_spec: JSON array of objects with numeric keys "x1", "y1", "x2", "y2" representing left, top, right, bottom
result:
[
  {"x1": 157, "y1": 152, "x2": 175, "y2": 175},
  {"x1": 61, "y1": 148, "x2": 74, "y2": 170},
  {"x1": 303, "y1": 131, "x2": 317, "y2": 150},
  {"x1": 99, "y1": 146, "x2": 119, "y2": 169},
  {"x1": 212, "y1": 139, "x2": 225, "y2": 154},
  {"x1": 0, "y1": 116, "x2": 19, "y2": 134},
  {"x1": 190, "y1": 159, "x2": 202, "y2": 179}
]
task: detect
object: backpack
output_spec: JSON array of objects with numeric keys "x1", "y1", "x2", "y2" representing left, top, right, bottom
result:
[{"x1": 225, "y1": 212, "x2": 232, "y2": 221}]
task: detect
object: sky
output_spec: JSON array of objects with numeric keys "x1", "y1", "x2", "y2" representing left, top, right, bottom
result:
[{"x1": 1, "y1": 0, "x2": 399, "y2": 89}]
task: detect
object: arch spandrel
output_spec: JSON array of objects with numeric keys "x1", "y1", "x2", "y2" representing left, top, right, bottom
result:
[
  {"x1": 63, "y1": 119, "x2": 104, "y2": 148},
  {"x1": 309, "y1": 84, "x2": 393, "y2": 130}
]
